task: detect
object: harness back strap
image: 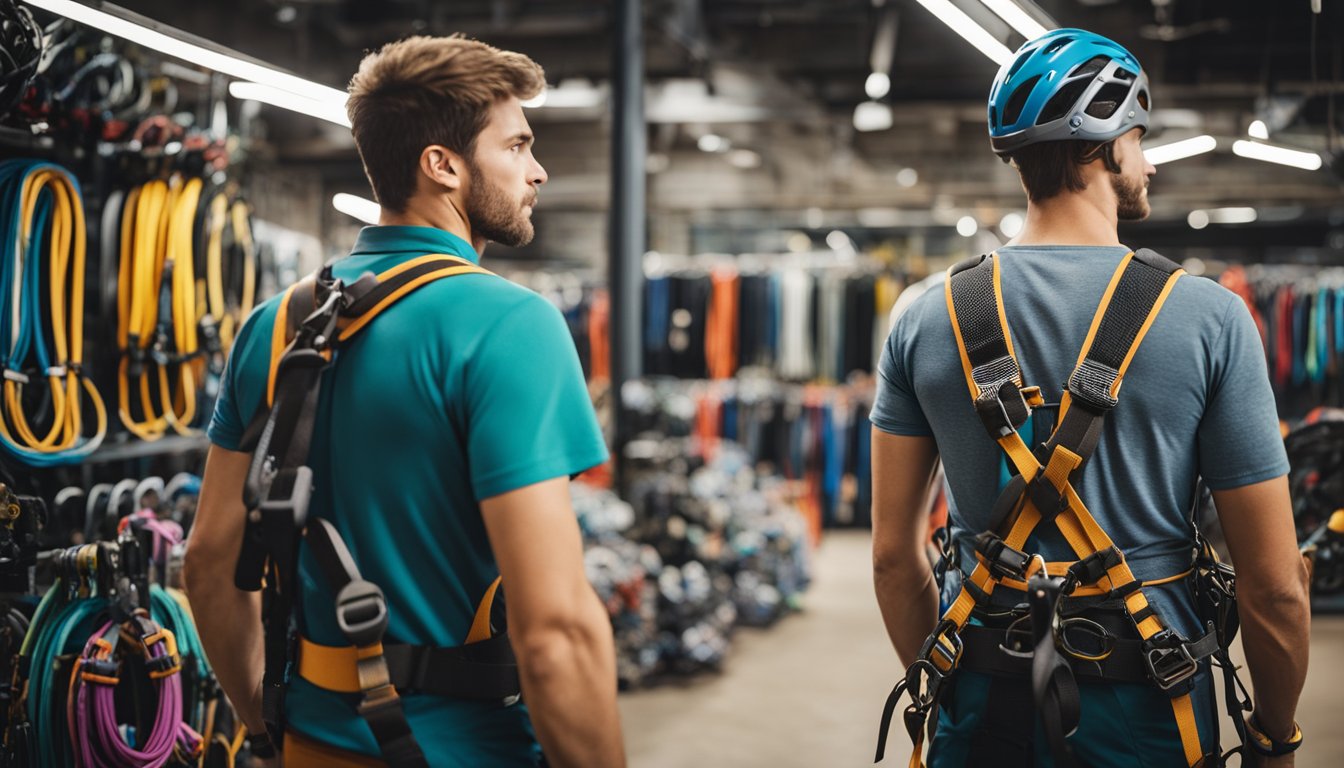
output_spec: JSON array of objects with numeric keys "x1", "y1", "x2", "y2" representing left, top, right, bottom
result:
[
  {"x1": 236, "y1": 254, "x2": 499, "y2": 768},
  {"x1": 947, "y1": 251, "x2": 1203, "y2": 766},
  {"x1": 877, "y1": 251, "x2": 1206, "y2": 766}
]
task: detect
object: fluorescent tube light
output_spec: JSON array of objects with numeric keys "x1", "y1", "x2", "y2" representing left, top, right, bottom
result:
[
  {"x1": 1232, "y1": 140, "x2": 1323, "y2": 171},
  {"x1": 1206, "y1": 207, "x2": 1257, "y2": 224},
  {"x1": 1248, "y1": 120, "x2": 1269, "y2": 140},
  {"x1": 332, "y1": 193, "x2": 381, "y2": 225},
  {"x1": 1143, "y1": 135, "x2": 1216, "y2": 165},
  {"x1": 229, "y1": 82, "x2": 350, "y2": 127},
  {"x1": 26, "y1": 0, "x2": 347, "y2": 103},
  {"x1": 978, "y1": 0, "x2": 1049, "y2": 40},
  {"x1": 913, "y1": 0, "x2": 1014, "y2": 65}
]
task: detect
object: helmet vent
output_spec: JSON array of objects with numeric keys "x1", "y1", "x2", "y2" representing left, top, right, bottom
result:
[
  {"x1": 1070, "y1": 56, "x2": 1110, "y2": 79},
  {"x1": 1003, "y1": 75, "x2": 1040, "y2": 127},
  {"x1": 1006, "y1": 50, "x2": 1032, "y2": 79},
  {"x1": 1084, "y1": 83, "x2": 1131, "y2": 119},
  {"x1": 1042, "y1": 36, "x2": 1073, "y2": 55},
  {"x1": 1114, "y1": 67, "x2": 1136, "y2": 82},
  {"x1": 1039, "y1": 79, "x2": 1090, "y2": 124},
  {"x1": 989, "y1": 106, "x2": 999, "y2": 130},
  {"x1": 1137, "y1": 89, "x2": 1149, "y2": 110}
]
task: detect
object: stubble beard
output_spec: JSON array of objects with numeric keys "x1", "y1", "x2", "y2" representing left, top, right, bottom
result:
[
  {"x1": 465, "y1": 160, "x2": 536, "y2": 247},
  {"x1": 1112, "y1": 172, "x2": 1150, "y2": 222}
]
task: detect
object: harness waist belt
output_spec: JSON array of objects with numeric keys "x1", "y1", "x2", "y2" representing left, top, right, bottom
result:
[{"x1": 296, "y1": 633, "x2": 520, "y2": 700}]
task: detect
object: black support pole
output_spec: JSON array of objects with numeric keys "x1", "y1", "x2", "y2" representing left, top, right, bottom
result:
[{"x1": 609, "y1": 0, "x2": 645, "y2": 487}]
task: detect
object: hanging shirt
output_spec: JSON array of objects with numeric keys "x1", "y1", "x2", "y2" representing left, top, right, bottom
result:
[
  {"x1": 209, "y1": 225, "x2": 608, "y2": 765},
  {"x1": 870, "y1": 245, "x2": 1288, "y2": 640}
]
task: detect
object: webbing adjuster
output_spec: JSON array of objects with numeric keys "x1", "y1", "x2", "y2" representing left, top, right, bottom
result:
[
  {"x1": 258, "y1": 466, "x2": 313, "y2": 529},
  {"x1": 919, "y1": 619, "x2": 964, "y2": 675},
  {"x1": 974, "y1": 380, "x2": 1032, "y2": 440},
  {"x1": 1066, "y1": 546, "x2": 1124, "y2": 589},
  {"x1": 975, "y1": 532, "x2": 1031, "y2": 581},
  {"x1": 1143, "y1": 630, "x2": 1198, "y2": 692},
  {"x1": 1026, "y1": 473, "x2": 1069, "y2": 520},
  {"x1": 336, "y1": 580, "x2": 389, "y2": 648}
]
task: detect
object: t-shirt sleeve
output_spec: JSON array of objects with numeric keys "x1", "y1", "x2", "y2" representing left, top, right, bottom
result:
[
  {"x1": 870, "y1": 313, "x2": 933, "y2": 436},
  {"x1": 206, "y1": 304, "x2": 270, "y2": 452},
  {"x1": 465, "y1": 293, "x2": 610, "y2": 500},
  {"x1": 1197, "y1": 295, "x2": 1290, "y2": 490}
]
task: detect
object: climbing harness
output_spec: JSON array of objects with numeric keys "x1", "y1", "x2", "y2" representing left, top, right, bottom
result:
[
  {"x1": 233, "y1": 255, "x2": 522, "y2": 767},
  {"x1": 875, "y1": 251, "x2": 1258, "y2": 767},
  {"x1": 0, "y1": 159, "x2": 108, "y2": 466}
]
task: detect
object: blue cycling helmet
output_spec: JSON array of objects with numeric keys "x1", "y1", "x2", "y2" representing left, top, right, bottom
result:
[{"x1": 988, "y1": 28, "x2": 1150, "y2": 158}]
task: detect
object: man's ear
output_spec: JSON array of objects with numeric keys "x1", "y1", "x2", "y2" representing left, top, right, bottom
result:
[{"x1": 419, "y1": 145, "x2": 465, "y2": 193}]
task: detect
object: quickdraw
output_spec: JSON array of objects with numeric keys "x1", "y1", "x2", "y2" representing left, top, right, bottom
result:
[
  {"x1": 0, "y1": 159, "x2": 108, "y2": 466},
  {"x1": 876, "y1": 250, "x2": 1251, "y2": 767}
]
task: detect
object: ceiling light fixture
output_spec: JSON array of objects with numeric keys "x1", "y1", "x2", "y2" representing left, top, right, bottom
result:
[
  {"x1": 332, "y1": 193, "x2": 381, "y2": 225},
  {"x1": 865, "y1": 72, "x2": 891, "y2": 100},
  {"x1": 999, "y1": 212, "x2": 1024, "y2": 238},
  {"x1": 853, "y1": 101, "x2": 893, "y2": 132},
  {"x1": 1231, "y1": 140, "x2": 1324, "y2": 171},
  {"x1": 956, "y1": 216, "x2": 978, "y2": 237},
  {"x1": 26, "y1": 0, "x2": 347, "y2": 104},
  {"x1": 1205, "y1": 207, "x2": 1258, "y2": 224},
  {"x1": 1187, "y1": 210, "x2": 1210, "y2": 230},
  {"x1": 896, "y1": 168, "x2": 919, "y2": 188},
  {"x1": 697, "y1": 133, "x2": 729, "y2": 153},
  {"x1": 1247, "y1": 120, "x2": 1269, "y2": 140},
  {"x1": 1143, "y1": 135, "x2": 1216, "y2": 165},
  {"x1": 978, "y1": 0, "x2": 1049, "y2": 40},
  {"x1": 727, "y1": 149, "x2": 762, "y2": 169},
  {"x1": 229, "y1": 81, "x2": 350, "y2": 127},
  {"x1": 912, "y1": 0, "x2": 1014, "y2": 65}
]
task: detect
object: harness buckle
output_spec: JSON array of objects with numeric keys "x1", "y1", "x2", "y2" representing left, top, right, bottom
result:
[
  {"x1": 258, "y1": 466, "x2": 313, "y2": 529},
  {"x1": 918, "y1": 619, "x2": 964, "y2": 677},
  {"x1": 975, "y1": 532, "x2": 1031, "y2": 581},
  {"x1": 335, "y1": 579, "x2": 389, "y2": 647},
  {"x1": 975, "y1": 380, "x2": 1031, "y2": 440},
  {"x1": 1026, "y1": 474, "x2": 1069, "y2": 520},
  {"x1": 1143, "y1": 630, "x2": 1198, "y2": 692}
]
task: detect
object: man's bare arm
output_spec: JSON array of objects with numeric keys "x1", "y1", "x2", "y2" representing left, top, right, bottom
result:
[
  {"x1": 871, "y1": 431, "x2": 942, "y2": 666},
  {"x1": 183, "y1": 446, "x2": 266, "y2": 735},
  {"x1": 480, "y1": 477, "x2": 625, "y2": 768},
  {"x1": 1212, "y1": 475, "x2": 1309, "y2": 747}
]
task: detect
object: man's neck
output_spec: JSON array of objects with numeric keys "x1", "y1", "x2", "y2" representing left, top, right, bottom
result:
[
  {"x1": 1011, "y1": 191, "x2": 1121, "y2": 248},
  {"x1": 378, "y1": 198, "x2": 487, "y2": 256}
]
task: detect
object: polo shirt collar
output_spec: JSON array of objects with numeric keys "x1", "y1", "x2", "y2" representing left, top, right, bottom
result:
[{"x1": 350, "y1": 225, "x2": 480, "y2": 265}]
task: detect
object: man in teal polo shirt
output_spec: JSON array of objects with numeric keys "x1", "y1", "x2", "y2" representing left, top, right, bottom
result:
[{"x1": 186, "y1": 36, "x2": 626, "y2": 767}]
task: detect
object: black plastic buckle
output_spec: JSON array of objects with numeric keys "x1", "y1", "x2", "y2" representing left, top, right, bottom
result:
[
  {"x1": 976, "y1": 533, "x2": 1030, "y2": 581},
  {"x1": 917, "y1": 619, "x2": 964, "y2": 677},
  {"x1": 1143, "y1": 630, "x2": 1198, "y2": 692},
  {"x1": 1067, "y1": 547, "x2": 1123, "y2": 589},
  {"x1": 975, "y1": 381, "x2": 1030, "y2": 440},
  {"x1": 1026, "y1": 474, "x2": 1069, "y2": 520},
  {"x1": 336, "y1": 579, "x2": 389, "y2": 647},
  {"x1": 258, "y1": 466, "x2": 313, "y2": 529}
]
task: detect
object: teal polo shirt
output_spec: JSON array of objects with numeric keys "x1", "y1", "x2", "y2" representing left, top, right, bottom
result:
[{"x1": 208, "y1": 225, "x2": 609, "y2": 765}]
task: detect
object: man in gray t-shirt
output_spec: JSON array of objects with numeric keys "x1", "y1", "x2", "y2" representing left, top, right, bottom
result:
[{"x1": 871, "y1": 29, "x2": 1310, "y2": 768}]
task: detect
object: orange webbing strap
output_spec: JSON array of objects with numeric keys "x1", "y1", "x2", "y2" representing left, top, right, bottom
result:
[
  {"x1": 938, "y1": 251, "x2": 1205, "y2": 765},
  {"x1": 467, "y1": 577, "x2": 503, "y2": 645},
  {"x1": 296, "y1": 638, "x2": 386, "y2": 693}
]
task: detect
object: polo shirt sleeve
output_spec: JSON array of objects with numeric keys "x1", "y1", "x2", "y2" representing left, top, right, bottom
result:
[
  {"x1": 465, "y1": 292, "x2": 609, "y2": 501},
  {"x1": 870, "y1": 310, "x2": 934, "y2": 437},
  {"x1": 1197, "y1": 294, "x2": 1290, "y2": 490},
  {"x1": 207, "y1": 303, "x2": 272, "y2": 452}
]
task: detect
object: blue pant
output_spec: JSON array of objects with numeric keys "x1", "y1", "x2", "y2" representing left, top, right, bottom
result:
[{"x1": 929, "y1": 669, "x2": 1218, "y2": 768}]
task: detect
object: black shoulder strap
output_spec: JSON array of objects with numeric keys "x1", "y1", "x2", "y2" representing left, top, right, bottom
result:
[{"x1": 233, "y1": 255, "x2": 491, "y2": 767}]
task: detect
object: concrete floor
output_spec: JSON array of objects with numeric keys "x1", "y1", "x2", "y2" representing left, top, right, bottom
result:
[{"x1": 619, "y1": 530, "x2": 1344, "y2": 768}]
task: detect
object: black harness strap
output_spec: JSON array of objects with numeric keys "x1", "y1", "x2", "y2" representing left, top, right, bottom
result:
[{"x1": 232, "y1": 258, "x2": 504, "y2": 768}]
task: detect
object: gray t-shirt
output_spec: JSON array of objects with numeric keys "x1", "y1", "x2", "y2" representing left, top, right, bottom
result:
[{"x1": 871, "y1": 245, "x2": 1289, "y2": 634}]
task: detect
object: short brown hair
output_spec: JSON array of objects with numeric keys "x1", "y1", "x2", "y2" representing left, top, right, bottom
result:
[
  {"x1": 346, "y1": 35, "x2": 545, "y2": 212},
  {"x1": 1008, "y1": 139, "x2": 1120, "y2": 203}
]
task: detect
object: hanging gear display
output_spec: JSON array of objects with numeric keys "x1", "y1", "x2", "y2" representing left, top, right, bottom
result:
[
  {"x1": 115, "y1": 176, "x2": 206, "y2": 441},
  {"x1": 0, "y1": 159, "x2": 108, "y2": 466},
  {"x1": 874, "y1": 251, "x2": 1258, "y2": 767},
  {"x1": 234, "y1": 255, "x2": 522, "y2": 767},
  {"x1": 0, "y1": 0, "x2": 44, "y2": 121}
]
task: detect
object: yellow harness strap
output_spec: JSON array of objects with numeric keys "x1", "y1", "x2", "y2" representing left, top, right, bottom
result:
[{"x1": 921, "y1": 251, "x2": 1203, "y2": 766}]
